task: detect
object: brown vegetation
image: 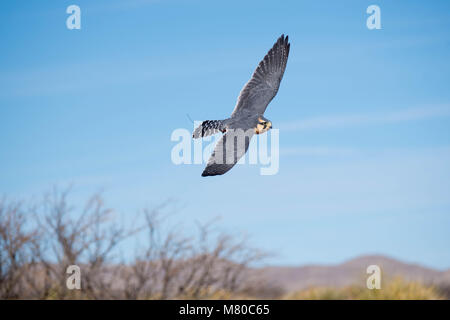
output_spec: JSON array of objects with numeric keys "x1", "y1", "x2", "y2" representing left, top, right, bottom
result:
[
  {"x1": 1, "y1": 188, "x2": 447, "y2": 300},
  {"x1": 0, "y1": 188, "x2": 266, "y2": 299},
  {"x1": 283, "y1": 278, "x2": 445, "y2": 300}
]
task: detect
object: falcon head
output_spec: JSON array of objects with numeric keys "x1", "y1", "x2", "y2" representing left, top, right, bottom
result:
[{"x1": 255, "y1": 116, "x2": 272, "y2": 134}]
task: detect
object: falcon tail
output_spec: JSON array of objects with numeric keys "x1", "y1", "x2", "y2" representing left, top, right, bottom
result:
[{"x1": 192, "y1": 120, "x2": 226, "y2": 139}]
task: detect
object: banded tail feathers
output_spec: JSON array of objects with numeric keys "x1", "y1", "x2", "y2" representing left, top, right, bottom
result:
[{"x1": 192, "y1": 120, "x2": 226, "y2": 138}]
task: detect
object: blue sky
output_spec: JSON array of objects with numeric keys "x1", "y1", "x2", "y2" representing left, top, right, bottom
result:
[{"x1": 1, "y1": 0, "x2": 450, "y2": 269}]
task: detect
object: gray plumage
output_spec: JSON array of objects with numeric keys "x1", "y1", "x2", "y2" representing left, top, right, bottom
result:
[
  {"x1": 193, "y1": 35, "x2": 290, "y2": 177},
  {"x1": 232, "y1": 34, "x2": 290, "y2": 116},
  {"x1": 201, "y1": 130, "x2": 254, "y2": 177}
]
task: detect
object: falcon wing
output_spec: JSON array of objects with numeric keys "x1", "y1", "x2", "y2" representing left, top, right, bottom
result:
[
  {"x1": 231, "y1": 35, "x2": 290, "y2": 116},
  {"x1": 202, "y1": 130, "x2": 254, "y2": 177}
]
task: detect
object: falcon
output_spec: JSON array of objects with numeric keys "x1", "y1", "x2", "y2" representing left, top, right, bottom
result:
[{"x1": 193, "y1": 35, "x2": 290, "y2": 176}]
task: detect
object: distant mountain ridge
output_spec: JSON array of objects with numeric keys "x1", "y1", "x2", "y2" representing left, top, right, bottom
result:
[{"x1": 258, "y1": 255, "x2": 450, "y2": 292}]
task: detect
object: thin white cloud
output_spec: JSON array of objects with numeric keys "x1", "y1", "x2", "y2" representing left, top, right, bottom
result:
[
  {"x1": 281, "y1": 105, "x2": 450, "y2": 131},
  {"x1": 281, "y1": 146, "x2": 357, "y2": 157}
]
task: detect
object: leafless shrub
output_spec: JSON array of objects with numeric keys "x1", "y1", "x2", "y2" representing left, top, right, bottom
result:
[
  {"x1": 119, "y1": 212, "x2": 265, "y2": 299},
  {"x1": 0, "y1": 189, "x2": 266, "y2": 299},
  {"x1": 0, "y1": 198, "x2": 39, "y2": 299}
]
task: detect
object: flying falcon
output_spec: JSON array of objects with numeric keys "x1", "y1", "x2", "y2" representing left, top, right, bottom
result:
[{"x1": 193, "y1": 35, "x2": 290, "y2": 176}]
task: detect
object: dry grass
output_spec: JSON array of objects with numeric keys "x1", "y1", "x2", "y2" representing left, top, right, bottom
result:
[
  {"x1": 158, "y1": 278, "x2": 446, "y2": 300},
  {"x1": 283, "y1": 278, "x2": 444, "y2": 300}
]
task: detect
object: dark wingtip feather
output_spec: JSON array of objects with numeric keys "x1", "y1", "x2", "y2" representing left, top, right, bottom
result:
[
  {"x1": 201, "y1": 170, "x2": 217, "y2": 177},
  {"x1": 201, "y1": 167, "x2": 214, "y2": 177},
  {"x1": 276, "y1": 34, "x2": 284, "y2": 46}
]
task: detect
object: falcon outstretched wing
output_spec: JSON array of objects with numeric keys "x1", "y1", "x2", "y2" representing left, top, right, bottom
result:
[
  {"x1": 231, "y1": 35, "x2": 290, "y2": 116},
  {"x1": 202, "y1": 130, "x2": 254, "y2": 177}
]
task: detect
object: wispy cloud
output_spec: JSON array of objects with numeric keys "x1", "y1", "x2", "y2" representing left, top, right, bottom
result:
[
  {"x1": 281, "y1": 146, "x2": 357, "y2": 157},
  {"x1": 281, "y1": 105, "x2": 450, "y2": 132}
]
